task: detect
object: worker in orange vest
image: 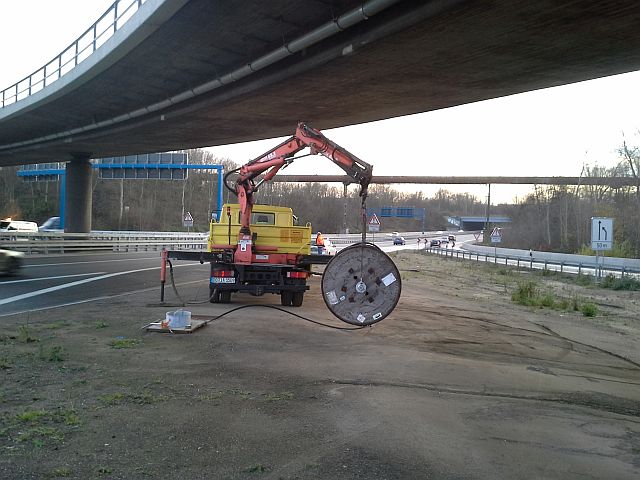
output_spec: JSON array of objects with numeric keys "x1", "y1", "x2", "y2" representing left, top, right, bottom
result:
[{"x1": 316, "y1": 232, "x2": 325, "y2": 255}]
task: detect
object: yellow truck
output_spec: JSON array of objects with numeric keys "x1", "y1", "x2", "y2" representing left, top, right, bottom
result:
[
  {"x1": 205, "y1": 203, "x2": 316, "y2": 306},
  {"x1": 167, "y1": 203, "x2": 325, "y2": 307}
]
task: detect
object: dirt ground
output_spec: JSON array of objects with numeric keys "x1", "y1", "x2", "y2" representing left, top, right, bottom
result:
[{"x1": 1, "y1": 251, "x2": 639, "y2": 479}]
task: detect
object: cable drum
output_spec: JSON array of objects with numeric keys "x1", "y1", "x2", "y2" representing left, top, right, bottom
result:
[{"x1": 321, "y1": 242, "x2": 401, "y2": 326}]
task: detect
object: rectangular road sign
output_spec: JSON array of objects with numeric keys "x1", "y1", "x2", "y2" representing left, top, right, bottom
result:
[
  {"x1": 591, "y1": 217, "x2": 613, "y2": 250},
  {"x1": 99, "y1": 152, "x2": 189, "y2": 180}
]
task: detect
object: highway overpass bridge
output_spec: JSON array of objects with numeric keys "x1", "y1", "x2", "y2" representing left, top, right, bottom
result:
[{"x1": 2, "y1": 0, "x2": 640, "y2": 231}]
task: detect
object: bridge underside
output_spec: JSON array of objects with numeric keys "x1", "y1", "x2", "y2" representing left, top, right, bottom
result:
[{"x1": 2, "y1": 0, "x2": 640, "y2": 166}]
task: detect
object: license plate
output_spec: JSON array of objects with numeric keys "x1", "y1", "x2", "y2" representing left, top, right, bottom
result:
[{"x1": 211, "y1": 277, "x2": 236, "y2": 284}]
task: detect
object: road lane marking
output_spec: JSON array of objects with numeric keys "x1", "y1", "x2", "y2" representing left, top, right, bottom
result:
[
  {"x1": 0, "y1": 279, "x2": 205, "y2": 318},
  {"x1": 0, "y1": 264, "x2": 198, "y2": 307},
  {"x1": 0, "y1": 272, "x2": 107, "y2": 285},
  {"x1": 24, "y1": 257, "x2": 159, "y2": 268}
]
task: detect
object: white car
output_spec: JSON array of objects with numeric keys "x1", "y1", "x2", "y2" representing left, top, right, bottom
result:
[{"x1": 0, "y1": 219, "x2": 38, "y2": 233}]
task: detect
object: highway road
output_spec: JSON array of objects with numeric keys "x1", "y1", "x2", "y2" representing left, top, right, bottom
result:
[
  {"x1": 0, "y1": 232, "x2": 473, "y2": 318},
  {"x1": 0, "y1": 252, "x2": 210, "y2": 317}
]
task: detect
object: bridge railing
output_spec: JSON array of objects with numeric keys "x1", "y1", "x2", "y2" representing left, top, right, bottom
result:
[{"x1": 1, "y1": 0, "x2": 147, "y2": 109}]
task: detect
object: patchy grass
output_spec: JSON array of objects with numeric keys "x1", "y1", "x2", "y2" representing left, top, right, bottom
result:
[
  {"x1": 601, "y1": 274, "x2": 640, "y2": 291},
  {"x1": 1, "y1": 408, "x2": 79, "y2": 449},
  {"x1": 581, "y1": 302, "x2": 599, "y2": 317},
  {"x1": 108, "y1": 337, "x2": 141, "y2": 349},
  {"x1": 16, "y1": 426, "x2": 64, "y2": 447},
  {"x1": 196, "y1": 392, "x2": 225, "y2": 402},
  {"x1": 16, "y1": 410, "x2": 47, "y2": 423},
  {"x1": 48, "y1": 467, "x2": 72, "y2": 477},
  {"x1": 94, "y1": 321, "x2": 109, "y2": 329},
  {"x1": 511, "y1": 281, "x2": 594, "y2": 315},
  {"x1": 17, "y1": 325, "x2": 38, "y2": 343},
  {"x1": 511, "y1": 282, "x2": 540, "y2": 306},
  {"x1": 226, "y1": 388, "x2": 253, "y2": 400},
  {"x1": 98, "y1": 391, "x2": 168, "y2": 406},
  {"x1": 244, "y1": 464, "x2": 268, "y2": 473},
  {"x1": 575, "y1": 274, "x2": 593, "y2": 287},
  {"x1": 38, "y1": 345, "x2": 66, "y2": 362},
  {"x1": 46, "y1": 322, "x2": 69, "y2": 330},
  {"x1": 263, "y1": 391, "x2": 294, "y2": 402},
  {"x1": 0, "y1": 357, "x2": 13, "y2": 370}
]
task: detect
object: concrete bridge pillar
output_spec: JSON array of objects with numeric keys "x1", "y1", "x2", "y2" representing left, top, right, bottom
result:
[{"x1": 65, "y1": 157, "x2": 93, "y2": 233}]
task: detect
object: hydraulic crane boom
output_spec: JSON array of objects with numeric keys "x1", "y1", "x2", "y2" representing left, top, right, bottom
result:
[{"x1": 225, "y1": 122, "x2": 373, "y2": 263}]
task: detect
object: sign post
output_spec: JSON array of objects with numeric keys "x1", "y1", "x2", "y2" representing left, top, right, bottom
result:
[
  {"x1": 591, "y1": 217, "x2": 613, "y2": 280},
  {"x1": 368, "y1": 213, "x2": 381, "y2": 243},
  {"x1": 490, "y1": 227, "x2": 501, "y2": 263}
]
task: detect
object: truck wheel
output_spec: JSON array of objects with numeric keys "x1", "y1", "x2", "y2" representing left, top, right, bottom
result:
[
  {"x1": 292, "y1": 291, "x2": 304, "y2": 307},
  {"x1": 280, "y1": 291, "x2": 293, "y2": 306},
  {"x1": 209, "y1": 289, "x2": 221, "y2": 303},
  {"x1": 220, "y1": 291, "x2": 232, "y2": 303}
]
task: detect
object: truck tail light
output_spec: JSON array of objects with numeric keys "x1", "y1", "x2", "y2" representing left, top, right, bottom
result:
[
  {"x1": 213, "y1": 270, "x2": 234, "y2": 277},
  {"x1": 287, "y1": 271, "x2": 308, "y2": 279}
]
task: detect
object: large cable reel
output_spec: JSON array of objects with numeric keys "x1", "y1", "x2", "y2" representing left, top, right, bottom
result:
[{"x1": 321, "y1": 242, "x2": 401, "y2": 326}]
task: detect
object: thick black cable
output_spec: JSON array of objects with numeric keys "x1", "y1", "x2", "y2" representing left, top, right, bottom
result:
[
  {"x1": 163, "y1": 260, "x2": 367, "y2": 331},
  {"x1": 198, "y1": 304, "x2": 368, "y2": 331}
]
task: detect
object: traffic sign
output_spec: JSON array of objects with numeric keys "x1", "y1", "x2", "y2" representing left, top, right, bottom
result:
[
  {"x1": 591, "y1": 217, "x2": 613, "y2": 250},
  {"x1": 368, "y1": 213, "x2": 381, "y2": 232},
  {"x1": 183, "y1": 211, "x2": 194, "y2": 228},
  {"x1": 490, "y1": 227, "x2": 501, "y2": 244}
]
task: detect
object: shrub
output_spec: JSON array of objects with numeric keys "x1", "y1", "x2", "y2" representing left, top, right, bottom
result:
[
  {"x1": 511, "y1": 281, "x2": 539, "y2": 306},
  {"x1": 601, "y1": 274, "x2": 640, "y2": 291},
  {"x1": 581, "y1": 303, "x2": 598, "y2": 317},
  {"x1": 575, "y1": 274, "x2": 592, "y2": 287}
]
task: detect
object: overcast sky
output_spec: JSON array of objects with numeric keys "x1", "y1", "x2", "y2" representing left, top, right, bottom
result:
[{"x1": 2, "y1": 0, "x2": 639, "y2": 204}]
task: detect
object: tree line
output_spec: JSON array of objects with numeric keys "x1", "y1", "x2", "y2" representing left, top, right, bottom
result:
[
  {"x1": 497, "y1": 143, "x2": 640, "y2": 258},
  {"x1": 1, "y1": 143, "x2": 639, "y2": 257}
]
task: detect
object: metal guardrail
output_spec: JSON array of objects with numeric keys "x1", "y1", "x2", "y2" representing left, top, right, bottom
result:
[
  {"x1": 0, "y1": 231, "x2": 207, "y2": 254},
  {"x1": 422, "y1": 246, "x2": 640, "y2": 278},
  {"x1": 1, "y1": 0, "x2": 147, "y2": 109}
]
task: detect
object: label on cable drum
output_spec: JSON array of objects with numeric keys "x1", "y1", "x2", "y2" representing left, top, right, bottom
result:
[{"x1": 381, "y1": 272, "x2": 396, "y2": 286}]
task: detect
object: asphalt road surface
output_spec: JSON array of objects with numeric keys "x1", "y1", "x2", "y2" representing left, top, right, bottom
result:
[
  {"x1": 0, "y1": 251, "x2": 209, "y2": 317},
  {"x1": 0, "y1": 233, "x2": 475, "y2": 318}
]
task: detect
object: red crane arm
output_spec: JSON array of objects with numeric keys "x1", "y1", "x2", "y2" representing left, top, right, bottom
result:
[{"x1": 233, "y1": 122, "x2": 373, "y2": 234}]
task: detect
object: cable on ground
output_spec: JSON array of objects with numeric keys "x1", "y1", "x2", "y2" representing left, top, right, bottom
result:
[{"x1": 160, "y1": 260, "x2": 367, "y2": 331}]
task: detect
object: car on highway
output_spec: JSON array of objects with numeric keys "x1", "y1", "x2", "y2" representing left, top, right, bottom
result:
[
  {"x1": 0, "y1": 248, "x2": 24, "y2": 275},
  {"x1": 430, "y1": 239, "x2": 441, "y2": 247},
  {"x1": 440, "y1": 237, "x2": 449, "y2": 245},
  {"x1": 0, "y1": 219, "x2": 38, "y2": 233},
  {"x1": 39, "y1": 216, "x2": 63, "y2": 232},
  {"x1": 448, "y1": 234, "x2": 456, "y2": 242},
  {"x1": 393, "y1": 236, "x2": 405, "y2": 245}
]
